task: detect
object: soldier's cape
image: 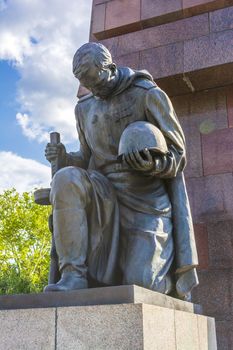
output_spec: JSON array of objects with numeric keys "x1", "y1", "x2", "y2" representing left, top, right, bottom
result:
[{"x1": 115, "y1": 67, "x2": 199, "y2": 296}]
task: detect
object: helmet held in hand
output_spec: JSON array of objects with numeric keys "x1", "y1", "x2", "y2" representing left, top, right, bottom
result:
[{"x1": 118, "y1": 121, "x2": 168, "y2": 159}]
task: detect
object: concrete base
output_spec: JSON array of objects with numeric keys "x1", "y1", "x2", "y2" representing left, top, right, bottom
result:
[{"x1": 0, "y1": 286, "x2": 217, "y2": 350}]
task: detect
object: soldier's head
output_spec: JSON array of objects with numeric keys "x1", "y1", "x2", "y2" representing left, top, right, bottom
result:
[{"x1": 73, "y1": 42, "x2": 117, "y2": 98}]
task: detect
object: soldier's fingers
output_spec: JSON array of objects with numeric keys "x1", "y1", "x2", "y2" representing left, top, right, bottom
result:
[
  {"x1": 57, "y1": 143, "x2": 65, "y2": 151},
  {"x1": 122, "y1": 154, "x2": 127, "y2": 166},
  {"x1": 132, "y1": 152, "x2": 148, "y2": 171},
  {"x1": 133, "y1": 150, "x2": 151, "y2": 170},
  {"x1": 46, "y1": 145, "x2": 59, "y2": 151},
  {"x1": 123, "y1": 154, "x2": 133, "y2": 168},
  {"x1": 128, "y1": 152, "x2": 142, "y2": 169},
  {"x1": 126, "y1": 153, "x2": 140, "y2": 169},
  {"x1": 133, "y1": 150, "x2": 148, "y2": 167},
  {"x1": 124, "y1": 152, "x2": 151, "y2": 171},
  {"x1": 134, "y1": 151, "x2": 154, "y2": 171},
  {"x1": 45, "y1": 148, "x2": 59, "y2": 155},
  {"x1": 126, "y1": 153, "x2": 137, "y2": 168},
  {"x1": 45, "y1": 143, "x2": 51, "y2": 151},
  {"x1": 142, "y1": 148, "x2": 153, "y2": 162}
]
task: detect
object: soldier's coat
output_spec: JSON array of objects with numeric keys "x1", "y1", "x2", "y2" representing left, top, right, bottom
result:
[{"x1": 66, "y1": 67, "x2": 198, "y2": 293}]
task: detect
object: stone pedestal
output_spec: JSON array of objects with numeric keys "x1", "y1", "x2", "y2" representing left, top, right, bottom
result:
[{"x1": 0, "y1": 285, "x2": 217, "y2": 350}]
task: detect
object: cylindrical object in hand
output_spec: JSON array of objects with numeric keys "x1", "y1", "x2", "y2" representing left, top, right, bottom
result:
[
  {"x1": 50, "y1": 131, "x2": 60, "y2": 178},
  {"x1": 49, "y1": 132, "x2": 61, "y2": 284}
]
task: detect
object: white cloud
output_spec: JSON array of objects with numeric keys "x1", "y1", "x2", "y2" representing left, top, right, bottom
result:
[
  {"x1": 16, "y1": 113, "x2": 49, "y2": 142},
  {"x1": 0, "y1": 151, "x2": 51, "y2": 193},
  {"x1": 0, "y1": 0, "x2": 92, "y2": 144}
]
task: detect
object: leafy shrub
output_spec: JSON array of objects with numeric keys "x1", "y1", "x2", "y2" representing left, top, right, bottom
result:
[{"x1": 0, "y1": 189, "x2": 51, "y2": 294}]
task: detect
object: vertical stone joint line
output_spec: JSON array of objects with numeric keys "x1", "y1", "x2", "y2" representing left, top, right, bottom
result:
[
  {"x1": 103, "y1": 1, "x2": 106, "y2": 32},
  {"x1": 174, "y1": 310, "x2": 178, "y2": 350},
  {"x1": 55, "y1": 308, "x2": 58, "y2": 350},
  {"x1": 139, "y1": 0, "x2": 142, "y2": 22},
  {"x1": 141, "y1": 304, "x2": 145, "y2": 349},
  {"x1": 208, "y1": 12, "x2": 211, "y2": 34}
]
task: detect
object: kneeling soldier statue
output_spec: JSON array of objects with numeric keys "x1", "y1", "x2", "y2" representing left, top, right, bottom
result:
[{"x1": 42, "y1": 42, "x2": 199, "y2": 300}]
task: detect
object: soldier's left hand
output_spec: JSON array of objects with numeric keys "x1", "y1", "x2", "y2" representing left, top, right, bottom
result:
[{"x1": 123, "y1": 148, "x2": 154, "y2": 172}]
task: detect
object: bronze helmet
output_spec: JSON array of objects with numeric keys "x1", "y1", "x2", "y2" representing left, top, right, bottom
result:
[{"x1": 118, "y1": 121, "x2": 168, "y2": 158}]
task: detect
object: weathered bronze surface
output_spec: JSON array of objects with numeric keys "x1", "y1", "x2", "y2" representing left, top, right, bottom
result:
[{"x1": 43, "y1": 42, "x2": 199, "y2": 299}]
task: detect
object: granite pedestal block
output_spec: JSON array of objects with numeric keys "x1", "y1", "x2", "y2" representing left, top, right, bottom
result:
[{"x1": 0, "y1": 285, "x2": 217, "y2": 350}]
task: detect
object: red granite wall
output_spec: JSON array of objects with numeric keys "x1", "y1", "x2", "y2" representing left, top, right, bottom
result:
[
  {"x1": 173, "y1": 87, "x2": 233, "y2": 349},
  {"x1": 88, "y1": 1, "x2": 233, "y2": 348}
]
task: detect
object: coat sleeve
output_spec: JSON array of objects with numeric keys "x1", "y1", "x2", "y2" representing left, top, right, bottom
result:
[
  {"x1": 66, "y1": 103, "x2": 91, "y2": 169},
  {"x1": 145, "y1": 87, "x2": 186, "y2": 178}
]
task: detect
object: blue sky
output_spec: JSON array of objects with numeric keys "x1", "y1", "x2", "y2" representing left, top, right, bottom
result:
[
  {"x1": 0, "y1": 0, "x2": 92, "y2": 192},
  {"x1": 0, "y1": 60, "x2": 44, "y2": 162}
]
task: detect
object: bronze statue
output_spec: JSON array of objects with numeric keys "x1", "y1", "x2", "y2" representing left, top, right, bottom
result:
[{"x1": 43, "y1": 42, "x2": 199, "y2": 300}]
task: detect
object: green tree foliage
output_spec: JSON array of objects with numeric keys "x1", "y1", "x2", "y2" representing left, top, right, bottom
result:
[{"x1": 0, "y1": 189, "x2": 51, "y2": 294}]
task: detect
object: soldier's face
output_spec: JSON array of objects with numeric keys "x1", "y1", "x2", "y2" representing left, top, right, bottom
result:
[{"x1": 75, "y1": 63, "x2": 115, "y2": 97}]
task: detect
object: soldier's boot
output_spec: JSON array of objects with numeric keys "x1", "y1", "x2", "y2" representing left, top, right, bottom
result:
[
  {"x1": 44, "y1": 208, "x2": 88, "y2": 292},
  {"x1": 44, "y1": 266, "x2": 88, "y2": 292}
]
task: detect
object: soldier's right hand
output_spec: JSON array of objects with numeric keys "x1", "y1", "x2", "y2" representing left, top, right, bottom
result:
[{"x1": 45, "y1": 142, "x2": 66, "y2": 163}]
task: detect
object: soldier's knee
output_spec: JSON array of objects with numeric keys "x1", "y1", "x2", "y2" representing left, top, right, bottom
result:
[
  {"x1": 50, "y1": 167, "x2": 90, "y2": 206},
  {"x1": 52, "y1": 167, "x2": 73, "y2": 189}
]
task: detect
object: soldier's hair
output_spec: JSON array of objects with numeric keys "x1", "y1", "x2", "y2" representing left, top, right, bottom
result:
[{"x1": 73, "y1": 42, "x2": 113, "y2": 77}]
